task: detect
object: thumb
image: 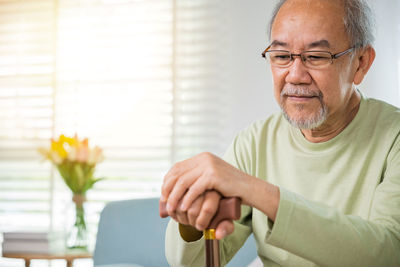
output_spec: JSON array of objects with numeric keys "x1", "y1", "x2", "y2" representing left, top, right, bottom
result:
[{"x1": 215, "y1": 220, "x2": 234, "y2": 240}]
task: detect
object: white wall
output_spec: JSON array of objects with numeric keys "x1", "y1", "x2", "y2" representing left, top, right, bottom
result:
[
  {"x1": 363, "y1": 0, "x2": 400, "y2": 106},
  {"x1": 224, "y1": 0, "x2": 277, "y2": 145},
  {"x1": 223, "y1": 0, "x2": 400, "y2": 148}
]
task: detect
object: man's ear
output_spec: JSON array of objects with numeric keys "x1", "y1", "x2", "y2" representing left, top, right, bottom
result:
[{"x1": 353, "y1": 46, "x2": 376, "y2": 85}]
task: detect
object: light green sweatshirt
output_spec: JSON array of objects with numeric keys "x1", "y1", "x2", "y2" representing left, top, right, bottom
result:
[{"x1": 165, "y1": 94, "x2": 400, "y2": 267}]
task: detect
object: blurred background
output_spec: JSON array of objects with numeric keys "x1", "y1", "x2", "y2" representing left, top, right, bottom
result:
[{"x1": 0, "y1": 0, "x2": 399, "y2": 266}]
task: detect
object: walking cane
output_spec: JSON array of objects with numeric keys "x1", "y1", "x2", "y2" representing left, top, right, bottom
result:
[{"x1": 159, "y1": 195, "x2": 241, "y2": 267}]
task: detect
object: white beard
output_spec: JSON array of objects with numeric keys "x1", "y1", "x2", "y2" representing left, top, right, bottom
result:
[{"x1": 280, "y1": 87, "x2": 328, "y2": 130}]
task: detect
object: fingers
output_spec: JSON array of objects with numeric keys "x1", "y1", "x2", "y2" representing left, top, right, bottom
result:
[
  {"x1": 161, "y1": 157, "x2": 198, "y2": 202},
  {"x1": 165, "y1": 166, "x2": 203, "y2": 213},
  {"x1": 187, "y1": 195, "x2": 204, "y2": 226},
  {"x1": 161, "y1": 152, "x2": 242, "y2": 217},
  {"x1": 215, "y1": 220, "x2": 235, "y2": 240},
  {"x1": 180, "y1": 174, "x2": 213, "y2": 212},
  {"x1": 175, "y1": 198, "x2": 189, "y2": 225},
  {"x1": 194, "y1": 191, "x2": 221, "y2": 230},
  {"x1": 161, "y1": 157, "x2": 204, "y2": 213},
  {"x1": 168, "y1": 191, "x2": 236, "y2": 240},
  {"x1": 177, "y1": 152, "x2": 232, "y2": 212},
  {"x1": 169, "y1": 191, "x2": 221, "y2": 233},
  {"x1": 168, "y1": 194, "x2": 205, "y2": 228},
  {"x1": 161, "y1": 162, "x2": 187, "y2": 202}
]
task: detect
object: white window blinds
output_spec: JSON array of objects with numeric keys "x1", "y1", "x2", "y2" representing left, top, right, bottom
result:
[
  {"x1": 0, "y1": 0, "x2": 228, "y2": 265},
  {"x1": 174, "y1": 1, "x2": 229, "y2": 161},
  {"x1": 0, "y1": 0, "x2": 56, "y2": 231}
]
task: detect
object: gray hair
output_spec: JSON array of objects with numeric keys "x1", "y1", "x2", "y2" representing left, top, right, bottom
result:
[{"x1": 268, "y1": 0, "x2": 375, "y2": 47}]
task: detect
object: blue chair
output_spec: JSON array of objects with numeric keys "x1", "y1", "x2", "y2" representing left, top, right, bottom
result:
[
  {"x1": 227, "y1": 233, "x2": 257, "y2": 267},
  {"x1": 93, "y1": 197, "x2": 257, "y2": 267},
  {"x1": 93, "y1": 198, "x2": 170, "y2": 267}
]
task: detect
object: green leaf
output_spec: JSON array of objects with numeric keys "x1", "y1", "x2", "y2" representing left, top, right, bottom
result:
[{"x1": 55, "y1": 162, "x2": 105, "y2": 194}]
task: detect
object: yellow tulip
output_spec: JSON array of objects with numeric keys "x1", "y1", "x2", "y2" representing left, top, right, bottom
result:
[
  {"x1": 60, "y1": 134, "x2": 78, "y2": 147},
  {"x1": 51, "y1": 139, "x2": 67, "y2": 159}
]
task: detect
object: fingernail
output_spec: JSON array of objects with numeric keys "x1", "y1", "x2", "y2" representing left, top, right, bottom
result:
[{"x1": 160, "y1": 195, "x2": 166, "y2": 202}]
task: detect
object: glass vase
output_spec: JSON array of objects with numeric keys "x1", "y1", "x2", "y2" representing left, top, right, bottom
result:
[{"x1": 67, "y1": 194, "x2": 88, "y2": 250}]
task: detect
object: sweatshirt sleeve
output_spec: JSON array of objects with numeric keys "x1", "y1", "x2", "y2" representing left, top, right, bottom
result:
[{"x1": 265, "y1": 135, "x2": 400, "y2": 267}]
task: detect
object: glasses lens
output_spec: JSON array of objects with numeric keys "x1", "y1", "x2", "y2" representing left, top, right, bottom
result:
[
  {"x1": 267, "y1": 51, "x2": 291, "y2": 67},
  {"x1": 302, "y1": 51, "x2": 332, "y2": 67}
]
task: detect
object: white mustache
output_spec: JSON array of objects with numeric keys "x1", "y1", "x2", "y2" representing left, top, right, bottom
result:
[{"x1": 281, "y1": 88, "x2": 322, "y2": 98}]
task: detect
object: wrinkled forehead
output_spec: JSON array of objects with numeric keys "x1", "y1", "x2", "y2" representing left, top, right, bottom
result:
[
  {"x1": 271, "y1": 0, "x2": 349, "y2": 49},
  {"x1": 276, "y1": 0, "x2": 345, "y2": 20}
]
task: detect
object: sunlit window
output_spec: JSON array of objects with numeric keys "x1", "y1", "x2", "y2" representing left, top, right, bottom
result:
[{"x1": 0, "y1": 0, "x2": 228, "y2": 266}]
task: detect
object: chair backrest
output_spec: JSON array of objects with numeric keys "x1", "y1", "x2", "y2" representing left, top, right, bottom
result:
[
  {"x1": 93, "y1": 197, "x2": 170, "y2": 267},
  {"x1": 226, "y1": 234, "x2": 257, "y2": 267}
]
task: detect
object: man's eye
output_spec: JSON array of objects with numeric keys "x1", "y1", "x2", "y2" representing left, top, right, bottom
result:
[
  {"x1": 306, "y1": 54, "x2": 330, "y2": 61},
  {"x1": 273, "y1": 54, "x2": 290, "y2": 60}
]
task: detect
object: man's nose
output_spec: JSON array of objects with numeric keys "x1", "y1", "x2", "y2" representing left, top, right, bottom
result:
[{"x1": 285, "y1": 56, "x2": 312, "y2": 85}]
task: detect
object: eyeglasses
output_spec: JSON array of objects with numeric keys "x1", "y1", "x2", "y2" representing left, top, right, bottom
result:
[{"x1": 261, "y1": 46, "x2": 355, "y2": 69}]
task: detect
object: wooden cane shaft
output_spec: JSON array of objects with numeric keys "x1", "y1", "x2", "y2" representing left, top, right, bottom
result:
[{"x1": 205, "y1": 238, "x2": 220, "y2": 267}]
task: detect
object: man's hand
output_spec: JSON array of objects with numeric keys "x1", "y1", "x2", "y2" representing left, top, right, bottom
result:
[
  {"x1": 160, "y1": 152, "x2": 250, "y2": 238},
  {"x1": 172, "y1": 190, "x2": 236, "y2": 240},
  {"x1": 162, "y1": 152, "x2": 249, "y2": 210},
  {"x1": 161, "y1": 152, "x2": 280, "y2": 239},
  {"x1": 175, "y1": 190, "x2": 221, "y2": 230}
]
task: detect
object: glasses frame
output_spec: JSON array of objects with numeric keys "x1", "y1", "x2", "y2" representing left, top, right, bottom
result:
[{"x1": 261, "y1": 45, "x2": 355, "y2": 68}]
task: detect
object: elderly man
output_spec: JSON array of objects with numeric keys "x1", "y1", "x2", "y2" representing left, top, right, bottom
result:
[{"x1": 161, "y1": 0, "x2": 400, "y2": 266}]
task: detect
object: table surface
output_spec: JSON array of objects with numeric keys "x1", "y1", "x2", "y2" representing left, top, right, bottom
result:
[{"x1": 2, "y1": 251, "x2": 92, "y2": 260}]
